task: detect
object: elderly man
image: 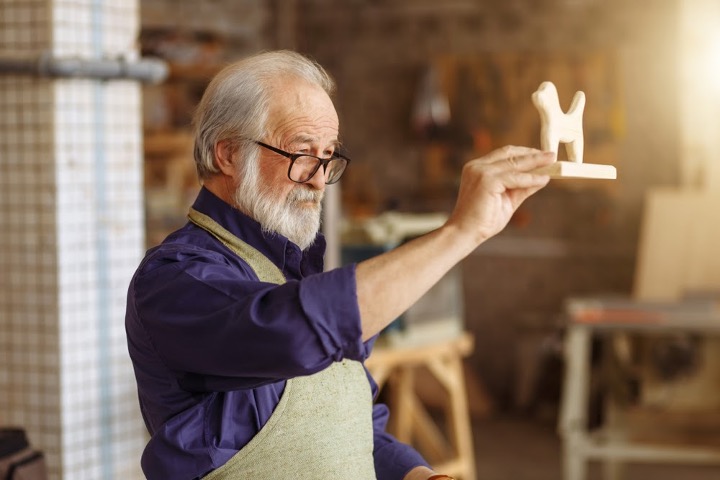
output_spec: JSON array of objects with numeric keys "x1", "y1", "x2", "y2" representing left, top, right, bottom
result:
[{"x1": 125, "y1": 50, "x2": 553, "y2": 480}]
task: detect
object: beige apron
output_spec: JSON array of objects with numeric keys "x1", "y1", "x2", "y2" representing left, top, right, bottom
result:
[{"x1": 189, "y1": 209, "x2": 377, "y2": 480}]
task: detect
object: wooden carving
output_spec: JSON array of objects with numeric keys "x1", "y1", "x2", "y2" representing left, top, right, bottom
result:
[{"x1": 532, "y1": 81, "x2": 616, "y2": 179}]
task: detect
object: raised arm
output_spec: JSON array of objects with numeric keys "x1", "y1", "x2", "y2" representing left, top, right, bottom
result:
[{"x1": 356, "y1": 146, "x2": 554, "y2": 341}]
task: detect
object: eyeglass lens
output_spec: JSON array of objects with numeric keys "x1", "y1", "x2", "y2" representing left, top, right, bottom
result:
[{"x1": 290, "y1": 156, "x2": 347, "y2": 184}]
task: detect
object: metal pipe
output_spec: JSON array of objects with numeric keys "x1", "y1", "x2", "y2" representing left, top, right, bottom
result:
[{"x1": 0, "y1": 52, "x2": 168, "y2": 83}]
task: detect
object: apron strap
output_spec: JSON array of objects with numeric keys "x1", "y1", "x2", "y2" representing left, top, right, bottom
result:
[{"x1": 188, "y1": 208, "x2": 286, "y2": 285}]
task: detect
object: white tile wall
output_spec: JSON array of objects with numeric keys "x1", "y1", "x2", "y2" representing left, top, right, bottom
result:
[
  {"x1": 0, "y1": 72, "x2": 63, "y2": 477},
  {"x1": 1, "y1": 0, "x2": 146, "y2": 479}
]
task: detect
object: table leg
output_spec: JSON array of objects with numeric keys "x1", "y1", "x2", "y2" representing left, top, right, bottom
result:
[{"x1": 559, "y1": 324, "x2": 592, "y2": 480}]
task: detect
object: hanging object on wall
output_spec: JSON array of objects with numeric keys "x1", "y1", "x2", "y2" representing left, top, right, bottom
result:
[
  {"x1": 411, "y1": 64, "x2": 451, "y2": 139},
  {"x1": 531, "y1": 81, "x2": 617, "y2": 179}
]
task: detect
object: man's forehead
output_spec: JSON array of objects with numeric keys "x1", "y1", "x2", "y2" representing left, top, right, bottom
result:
[
  {"x1": 266, "y1": 107, "x2": 340, "y2": 147},
  {"x1": 288, "y1": 133, "x2": 340, "y2": 146}
]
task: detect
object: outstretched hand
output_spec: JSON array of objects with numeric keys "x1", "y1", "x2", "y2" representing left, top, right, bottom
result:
[{"x1": 446, "y1": 145, "x2": 554, "y2": 246}]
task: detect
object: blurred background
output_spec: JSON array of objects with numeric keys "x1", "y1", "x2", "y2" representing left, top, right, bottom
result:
[{"x1": 2, "y1": 0, "x2": 720, "y2": 479}]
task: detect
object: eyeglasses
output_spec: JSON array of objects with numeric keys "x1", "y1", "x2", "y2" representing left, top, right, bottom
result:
[{"x1": 253, "y1": 140, "x2": 350, "y2": 185}]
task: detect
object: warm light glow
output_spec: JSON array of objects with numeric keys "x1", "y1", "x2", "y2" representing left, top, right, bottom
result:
[
  {"x1": 680, "y1": 0, "x2": 720, "y2": 97},
  {"x1": 710, "y1": 35, "x2": 720, "y2": 96},
  {"x1": 677, "y1": 0, "x2": 720, "y2": 189}
]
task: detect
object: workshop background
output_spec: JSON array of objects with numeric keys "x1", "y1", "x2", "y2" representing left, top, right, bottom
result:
[{"x1": 2, "y1": 0, "x2": 720, "y2": 479}]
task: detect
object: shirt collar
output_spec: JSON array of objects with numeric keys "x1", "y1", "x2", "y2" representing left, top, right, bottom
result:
[{"x1": 191, "y1": 187, "x2": 326, "y2": 275}]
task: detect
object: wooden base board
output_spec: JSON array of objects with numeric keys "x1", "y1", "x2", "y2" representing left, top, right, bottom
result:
[{"x1": 534, "y1": 160, "x2": 617, "y2": 179}]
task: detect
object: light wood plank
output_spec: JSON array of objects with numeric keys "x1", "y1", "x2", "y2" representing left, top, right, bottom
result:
[{"x1": 534, "y1": 160, "x2": 617, "y2": 179}]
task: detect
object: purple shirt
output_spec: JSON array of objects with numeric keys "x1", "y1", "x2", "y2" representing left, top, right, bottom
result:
[{"x1": 125, "y1": 187, "x2": 428, "y2": 479}]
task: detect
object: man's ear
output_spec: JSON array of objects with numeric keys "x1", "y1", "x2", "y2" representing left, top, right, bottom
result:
[{"x1": 214, "y1": 140, "x2": 237, "y2": 176}]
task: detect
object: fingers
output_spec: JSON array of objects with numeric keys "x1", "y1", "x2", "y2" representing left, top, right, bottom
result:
[
  {"x1": 494, "y1": 149, "x2": 555, "y2": 171},
  {"x1": 511, "y1": 151, "x2": 554, "y2": 174},
  {"x1": 464, "y1": 148, "x2": 553, "y2": 188},
  {"x1": 462, "y1": 144, "x2": 556, "y2": 182},
  {"x1": 471, "y1": 146, "x2": 555, "y2": 178},
  {"x1": 500, "y1": 169, "x2": 551, "y2": 191},
  {"x1": 506, "y1": 179, "x2": 549, "y2": 207},
  {"x1": 476, "y1": 145, "x2": 550, "y2": 165}
]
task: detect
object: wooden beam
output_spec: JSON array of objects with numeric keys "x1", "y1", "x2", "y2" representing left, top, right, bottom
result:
[{"x1": 534, "y1": 160, "x2": 617, "y2": 179}]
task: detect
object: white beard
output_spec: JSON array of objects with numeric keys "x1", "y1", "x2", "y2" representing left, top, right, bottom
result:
[{"x1": 233, "y1": 168, "x2": 323, "y2": 250}]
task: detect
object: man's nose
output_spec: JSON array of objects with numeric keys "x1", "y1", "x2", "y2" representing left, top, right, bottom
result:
[{"x1": 304, "y1": 166, "x2": 326, "y2": 190}]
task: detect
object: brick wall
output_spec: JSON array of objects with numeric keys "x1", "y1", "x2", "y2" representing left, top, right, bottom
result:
[
  {"x1": 298, "y1": 0, "x2": 680, "y2": 217},
  {"x1": 296, "y1": 0, "x2": 682, "y2": 405}
]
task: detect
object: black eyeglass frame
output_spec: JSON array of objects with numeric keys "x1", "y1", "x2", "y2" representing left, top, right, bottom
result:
[{"x1": 253, "y1": 140, "x2": 351, "y2": 185}]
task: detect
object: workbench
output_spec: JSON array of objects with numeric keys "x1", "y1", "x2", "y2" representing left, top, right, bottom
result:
[{"x1": 559, "y1": 297, "x2": 720, "y2": 480}]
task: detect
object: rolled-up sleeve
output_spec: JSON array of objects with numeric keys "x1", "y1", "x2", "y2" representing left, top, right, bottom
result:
[{"x1": 298, "y1": 265, "x2": 365, "y2": 360}]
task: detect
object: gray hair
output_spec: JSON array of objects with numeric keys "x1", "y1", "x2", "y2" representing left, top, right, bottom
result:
[{"x1": 192, "y1": 50, "x2": 336, "y2": 180}]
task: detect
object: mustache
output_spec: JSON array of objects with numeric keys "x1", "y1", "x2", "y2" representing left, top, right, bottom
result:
[{"x1": 287, "y1": 186, "x2": 324, "y2": 205}]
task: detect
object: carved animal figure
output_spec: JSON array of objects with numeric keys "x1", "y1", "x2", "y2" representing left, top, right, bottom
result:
[{"x1": 532, "y1": 81, "x2": 585, "y2": 163}]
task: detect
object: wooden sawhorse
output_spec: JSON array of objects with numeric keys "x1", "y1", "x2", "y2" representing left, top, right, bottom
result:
[{"x1": 366, "y1": 332, "x2": 477, "y2": 480}]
